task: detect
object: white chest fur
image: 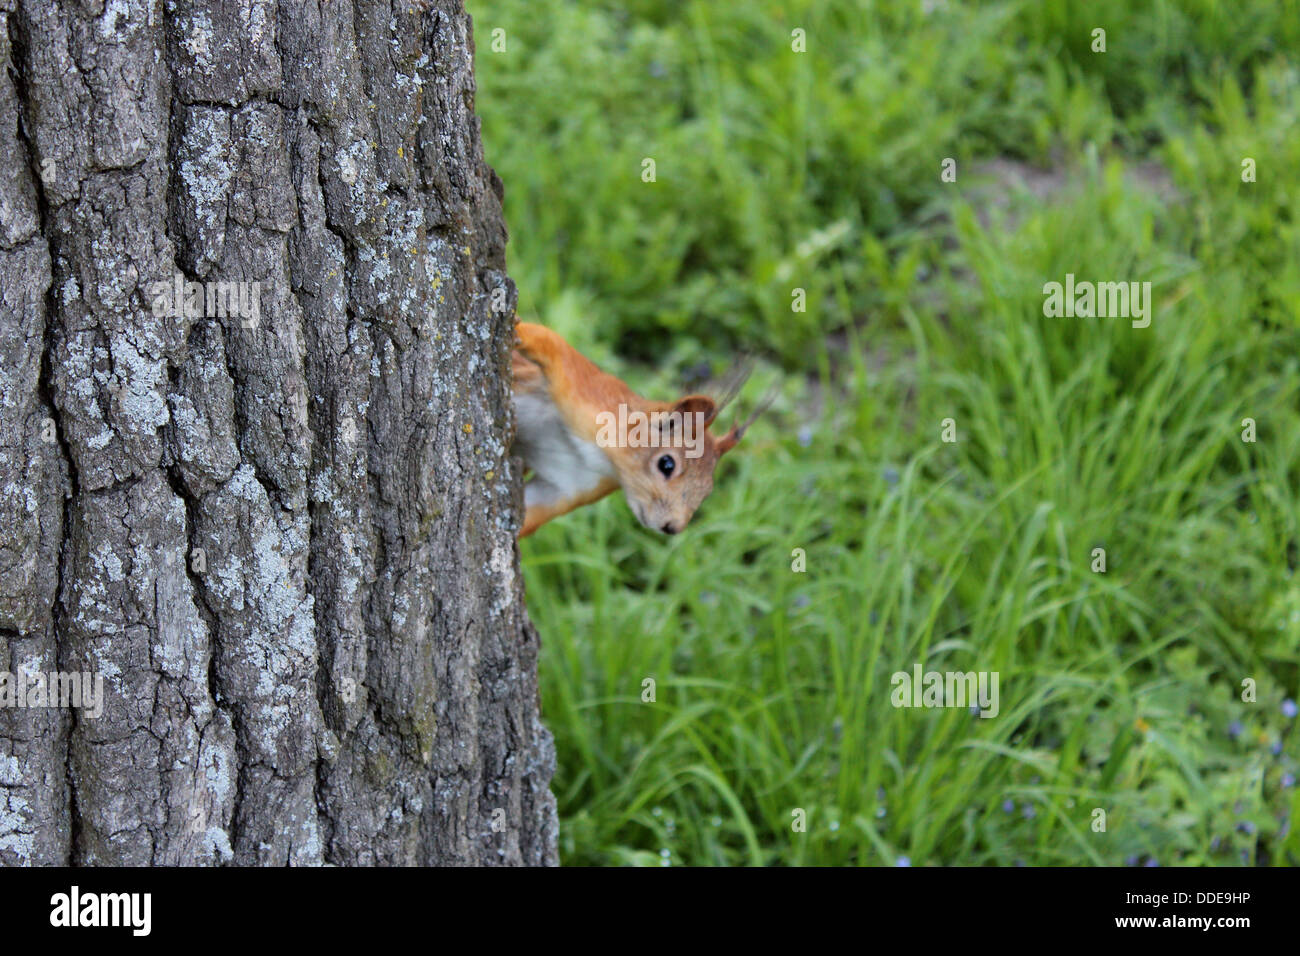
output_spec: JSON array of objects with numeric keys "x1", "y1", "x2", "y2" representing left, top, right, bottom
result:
[{"x1": 513, "y1": 389, "x2": 618, "y2": 508}]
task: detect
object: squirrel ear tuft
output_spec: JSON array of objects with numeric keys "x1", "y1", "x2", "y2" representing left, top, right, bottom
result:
[{"x1": 715, "y1": 386, "x2": 778, "y2": 455}]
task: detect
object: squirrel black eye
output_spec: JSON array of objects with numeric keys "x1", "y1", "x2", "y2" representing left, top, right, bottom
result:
[{"x1": 657, "y1": 455, "x2": 676, "y2": 478}]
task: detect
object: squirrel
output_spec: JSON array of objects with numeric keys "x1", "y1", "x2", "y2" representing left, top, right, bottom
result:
[{"x1": 511, "y1": 322, "x2": 768, "y2": 537}]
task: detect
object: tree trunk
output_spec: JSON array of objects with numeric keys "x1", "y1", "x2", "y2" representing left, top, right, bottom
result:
[{"x1": 0, "y1": 0, "x2": 556, "y2": 866}]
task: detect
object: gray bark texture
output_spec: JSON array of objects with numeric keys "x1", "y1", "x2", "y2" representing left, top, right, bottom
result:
[{"x1": 0, "y1": 0, "x2": 557, "y2": 865}]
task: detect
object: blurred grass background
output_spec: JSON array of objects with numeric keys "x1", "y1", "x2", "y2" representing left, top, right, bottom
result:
[{"x1": 470, "y1": 0, "x2": 1300, "y2": 865}]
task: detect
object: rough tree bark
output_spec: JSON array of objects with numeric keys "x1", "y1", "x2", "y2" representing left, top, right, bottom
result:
[{"x1": 0, "y1": 0, "x2": 557, "y2": 865}]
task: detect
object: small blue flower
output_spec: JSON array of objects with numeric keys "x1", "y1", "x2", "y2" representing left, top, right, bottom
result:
[
  {"x1": 1237, "y1": 821, "x2": 1256, "y2": 835},
  {"x1": 793, "y1": 593, "x2": 810, "y2": 609},
  {"x1": 896, "y1": 855, "x2": 911, "y2": 867},
  {"x1": 1227, "y1": 720, "x2": 1244, "y2": 740},
  {"x1": 1022, "y1": 804, "x2": 1037, "y2": 820},
  {"x1": 1143, "y1": 857, "x2": 1159, "y2": 867},
  {"x1": 1282, "y1": 699, "x2": 1297, "y2": 719},
  {"x1": 797, "y1": 425, "x2": 813, "y2": 448},
  {"x1": 1271, "y1": 740, "x2": 1284, "y2": 757},
  {"x1": 883, "y1": 466, "x2": 900, "y2": 487},
  {"x1": 1125, "y1": 854, "x2": 1139, "y2": 866},
  {"x1": 1281, "y1": 772, "x2": 1296, "y2": 789},
  {"x1": 1002, "y1": 799, "x2": 1015, "y2": 813}
]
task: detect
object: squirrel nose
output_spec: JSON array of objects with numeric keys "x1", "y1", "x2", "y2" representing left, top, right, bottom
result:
[{"x1": 660, "y1": 522, "x2": 678, "y2": 534}]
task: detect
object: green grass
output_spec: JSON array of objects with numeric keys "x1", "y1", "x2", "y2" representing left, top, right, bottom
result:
[{"x1": 471, "y1": 0, "x2": 1300, "y2": 865}]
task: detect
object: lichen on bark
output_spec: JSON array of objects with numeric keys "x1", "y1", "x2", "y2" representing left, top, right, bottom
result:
[{"x1": 0, "y1": 0, "x2": 556, "y2": 866}]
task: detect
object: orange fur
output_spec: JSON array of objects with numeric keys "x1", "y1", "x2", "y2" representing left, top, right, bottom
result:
[{"x1": 511, "y1": 322, "x2": 759, "y2": 537}]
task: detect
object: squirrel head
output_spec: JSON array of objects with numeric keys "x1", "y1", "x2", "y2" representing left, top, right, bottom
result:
[{"x1": 609, "y1": 391, "x2": 768, "y2": 535}]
